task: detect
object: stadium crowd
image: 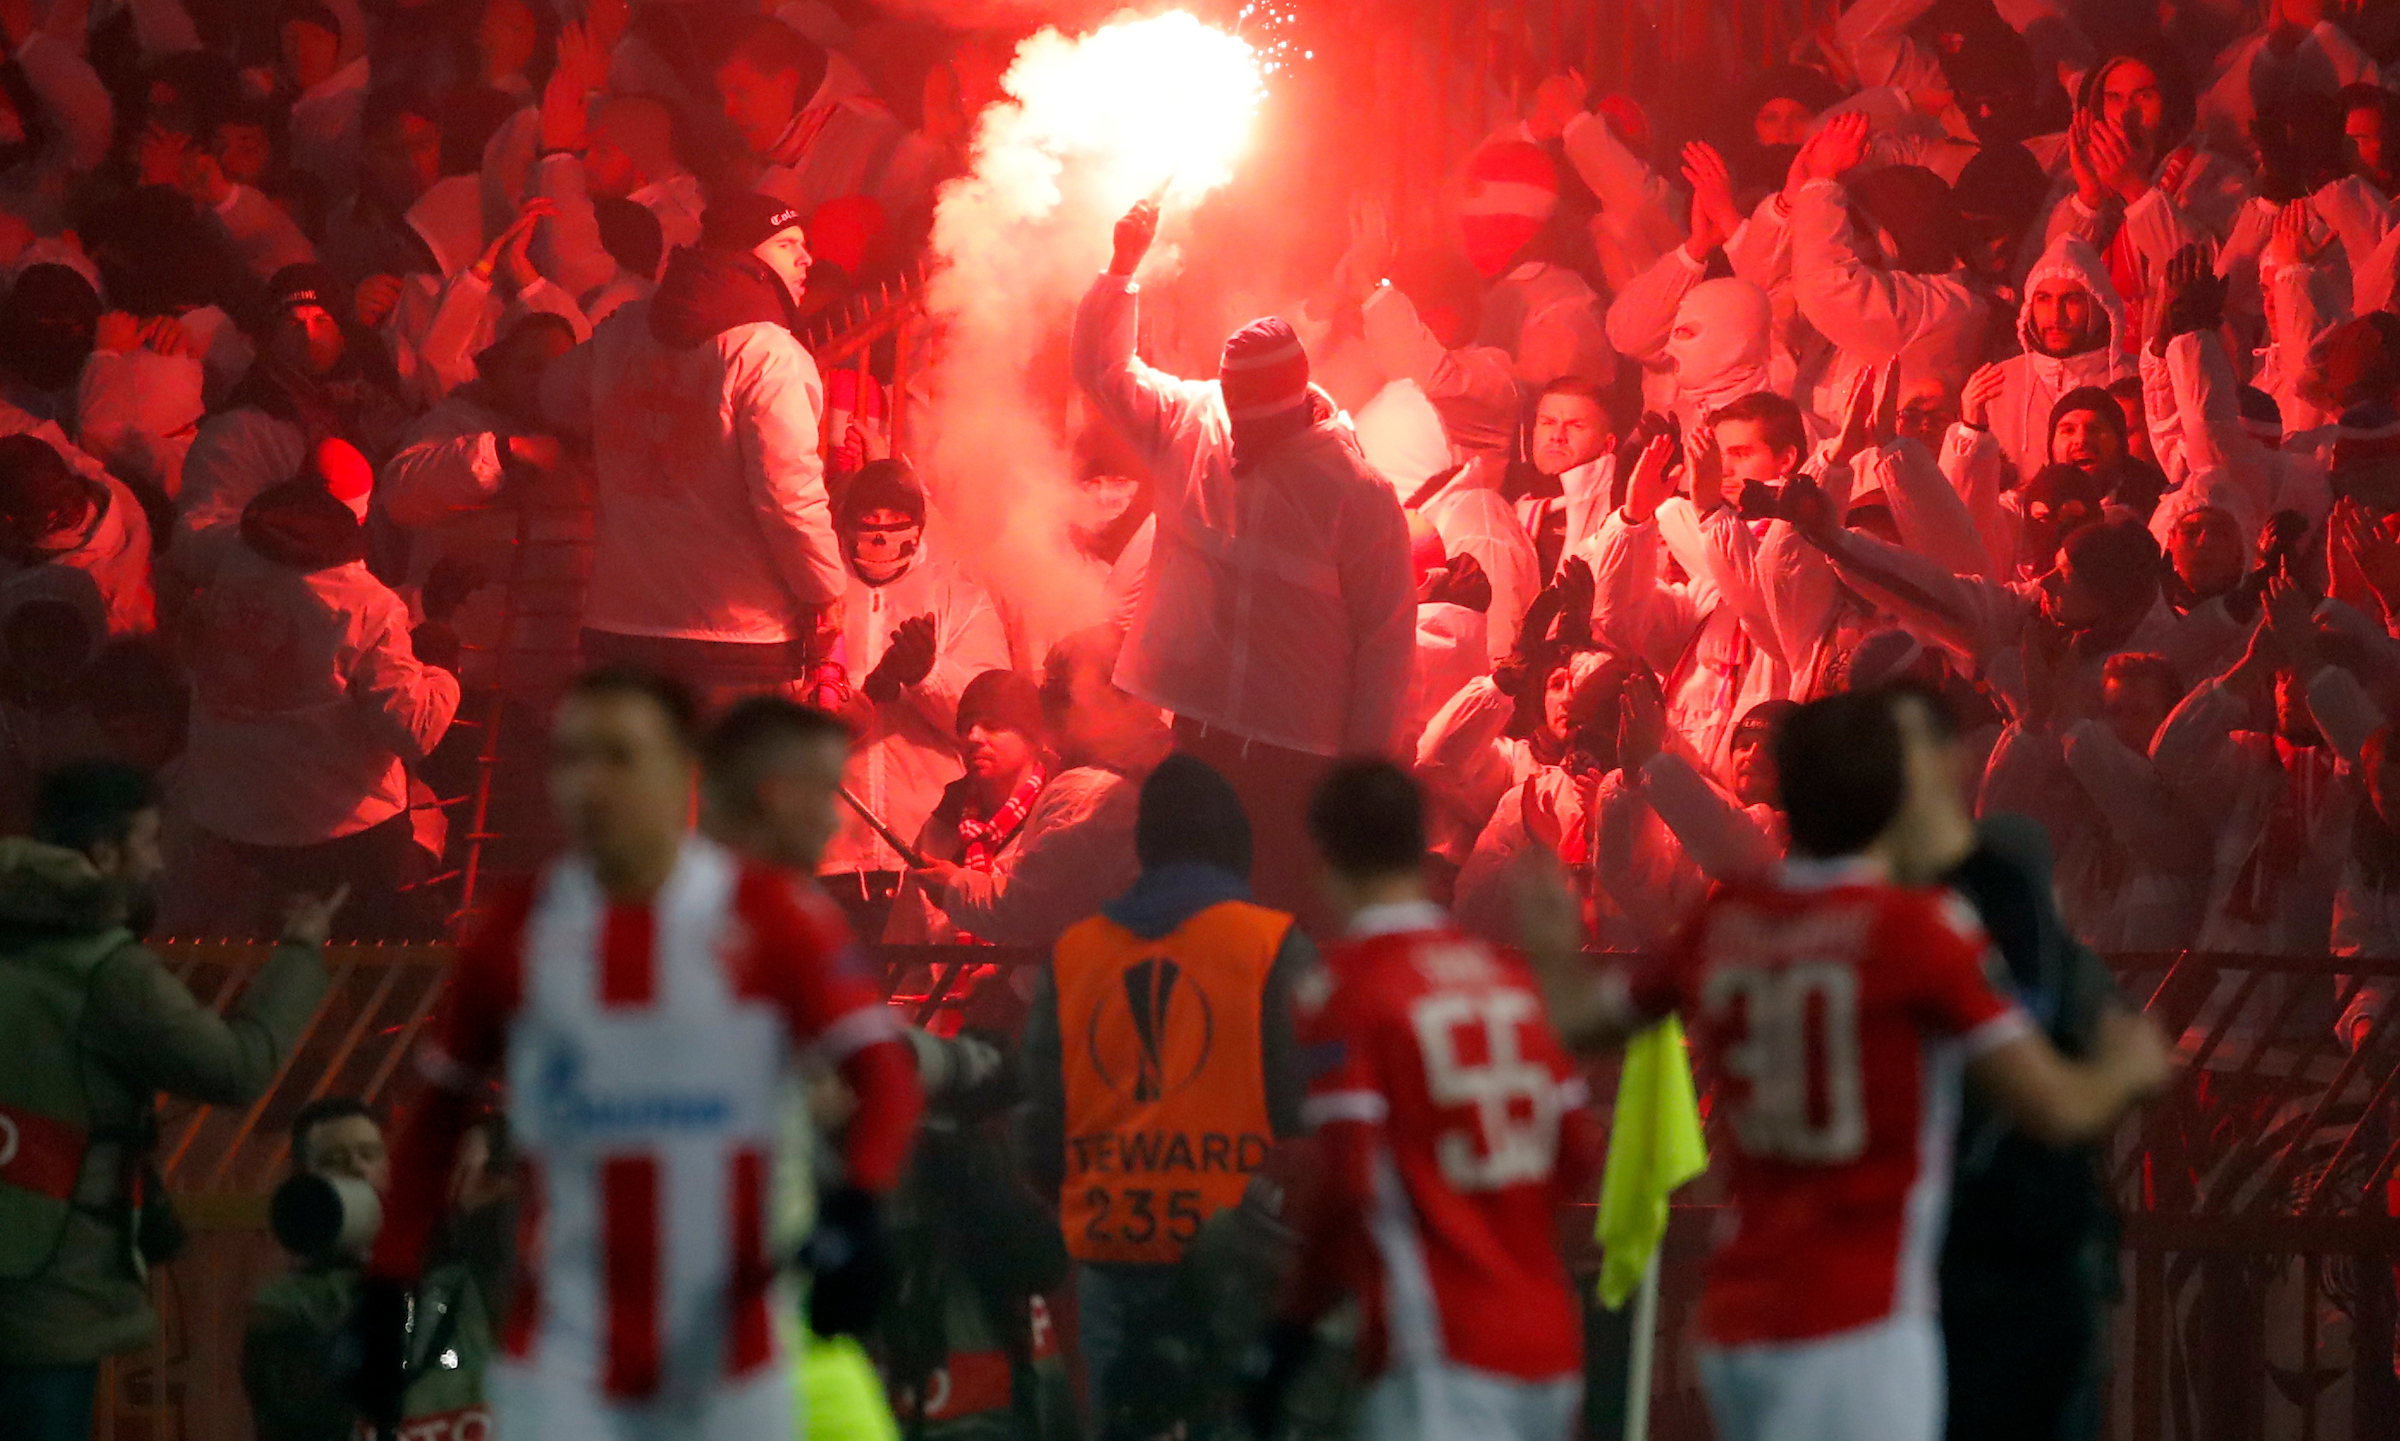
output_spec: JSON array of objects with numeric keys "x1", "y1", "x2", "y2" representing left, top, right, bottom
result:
[{"x1": 0, "y1": 0, "x2": 2395, "y2": 1436}]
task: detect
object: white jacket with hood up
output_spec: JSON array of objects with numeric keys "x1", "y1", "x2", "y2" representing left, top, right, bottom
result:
[
  {"x1": 176, "y1": 490, "x2": 459, "y2": 847},
  {"x1": 1973, "y1": 234, "x2": 2131, "y2": 488},
  {"x1": 1072, "y1": 273, "x2": 1416, "y2": 758}
]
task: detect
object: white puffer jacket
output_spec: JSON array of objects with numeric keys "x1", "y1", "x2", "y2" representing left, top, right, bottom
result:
[{"x1": 176, "y1": 526, "x2": 458, "y2": 846}]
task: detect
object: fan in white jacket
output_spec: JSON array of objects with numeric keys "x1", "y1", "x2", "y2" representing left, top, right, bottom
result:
[
  {"x1": 541, "y1": 194, "x2": 844, "y2": 704},
  {"x1": 2199, "y1": 5, "x2": 2381, "y2": 160},
  {"x1": 1953, "y1": 234, "x2": 2130, "y2": 490},
  {"x1": 2152, "y1": 596, "x2": 2380, "y2": 962},
  {"x1": 0, "y1": 427, "x2": 153, "y2": 642},
  {"x1": 817, "y1": 461, "x2": 1009, "y2": 882},
  {"x1": 172, "y1": 463, "x2": 460, "y2": 939},
  {"x1": 1074, "y1": 204, "x2": 1414, "y2": 930},
  {"x1": 1789, "y1": 157, "x2": 1990, "y2": 417}
]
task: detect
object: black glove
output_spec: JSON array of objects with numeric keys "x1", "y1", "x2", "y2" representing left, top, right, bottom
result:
[
  {"x1": 1736, "y1": 478, "x2": 1783, "y2": 523},
  {"x1": 861, "y1": 615, "x2": 936, "y2": 703},
  {"x1": 1422, "y1": 552, "x2": 1492, "y2": 612},
  {"x1": 420, "y1": 555, "x2": 489, "y2": 622},
  {"x1": 1240, "y1": 1319, "x2": 1318, "y2": 1441},
  {"x1": 411, "y1": 619, "x2": 462, "y2": 675},
  {"x1": 343, "y1": 1275, "x2": 411, "y2": 1439},
  {"x1": 800, "y1": 1185, "x2": 892, "y2": 1338},
  {"x1": 1552, "y1": 556, "x2": 1596, "y2": 651}
]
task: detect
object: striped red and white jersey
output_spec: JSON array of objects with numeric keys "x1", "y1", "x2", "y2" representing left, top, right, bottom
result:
[
  {"x1": 377, "y1": 835, "x2": 912, "y2": 1406},
  {"x1": 1626, "y1": 858, "x2": 2031, "y2": 1347},
  {"x1": 1287, "y1": 900, "x2": 1602, "y2": 1384}
]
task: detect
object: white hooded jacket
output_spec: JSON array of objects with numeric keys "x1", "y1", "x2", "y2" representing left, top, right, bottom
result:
[
  {"x1": 1072, "y1": 273, "x2": 1416, "y2": 757},
  {"x1": 1979, "y1": 235, "x2": 2130, "y2": 488},
  {"x1": 176, "y1": 518, "x2": 459, "y2": 847},
  {"x1": 541, "y1": 256, "x2": 843, "y2": 644}
]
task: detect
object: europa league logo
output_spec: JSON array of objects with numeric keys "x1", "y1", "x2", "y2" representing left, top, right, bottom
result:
[{"x1": 1088, "y1": 956, "x2": 1215, "y2": 1102}]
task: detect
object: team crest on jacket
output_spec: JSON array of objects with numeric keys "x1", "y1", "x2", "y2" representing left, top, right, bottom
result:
[{"x1": 1085, "y1": 955, "x2": 1215, "y2": 1102}]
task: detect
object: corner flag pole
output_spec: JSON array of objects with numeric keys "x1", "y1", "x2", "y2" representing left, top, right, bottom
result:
[{"x1": 1625, "y1": 1251, "x2": 1662, "y2": 1441}]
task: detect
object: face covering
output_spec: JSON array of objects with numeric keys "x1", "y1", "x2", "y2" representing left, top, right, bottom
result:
[
  {"x1": 1666, "y1": 278, "x2": 1773, "y2": 409},
  {"x1": 847, "y1": 521, "x2": 921, "y2": 584}
]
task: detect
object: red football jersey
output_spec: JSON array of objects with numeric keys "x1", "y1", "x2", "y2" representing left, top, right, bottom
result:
[
  {"x1": 1629, "y1": 859, "x2": 2029, "y2": 1346},
  {"x1": 1291, "y1": 901, "x2": 1601, "y2": 1382}
]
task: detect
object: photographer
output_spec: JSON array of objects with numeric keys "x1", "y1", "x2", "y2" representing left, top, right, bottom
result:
[
  {"x1": 244, "y1": 1099, "x2": 513, "y2": 1441},
  {"x1": 0, "y1": 762, "x2": 340, "y2": 1440}
]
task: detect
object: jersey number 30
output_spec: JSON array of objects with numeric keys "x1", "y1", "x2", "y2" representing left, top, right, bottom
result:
[
  {"x1": 1703, "y1": 962, "x2": 1866, "y2": 1163},
  {"x1": 1411, "y1": 990, "x2": 1558, "y2": 1192}
]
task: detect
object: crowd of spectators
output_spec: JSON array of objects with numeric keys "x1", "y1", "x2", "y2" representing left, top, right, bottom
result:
[
  {"x1": 10, "y1": 0, "x2": 2400, "y2": 1010},
  {"x1": 15, "y1": 0, "x2": 2400, "y2": 1436}
]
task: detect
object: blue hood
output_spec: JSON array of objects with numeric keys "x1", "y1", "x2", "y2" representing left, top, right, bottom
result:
[{"x1": 1100, "y1": 862, "x2": 1252, "y2": 940}]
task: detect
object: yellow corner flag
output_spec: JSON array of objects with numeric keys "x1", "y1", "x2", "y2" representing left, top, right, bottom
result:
[{"x1": 1595, "y1": 1015, "x2": 1708, "y2": 1310}]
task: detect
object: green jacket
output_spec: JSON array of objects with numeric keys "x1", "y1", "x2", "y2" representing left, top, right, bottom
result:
[
  {"x1": 0, "y1": 839, "x2": 328, "y2": 1364},
  {"x1": 243, "y1": 1214, "x2": 505, "y2": 1441}
]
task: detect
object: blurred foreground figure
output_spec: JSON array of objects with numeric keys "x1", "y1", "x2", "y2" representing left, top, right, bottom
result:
[
  {"x1": 360, "y1": 670, "x2": 921, "y2": 1441},
  {"x1": 1073, "y1": 200, "x2": 1414, "y2": 935},
  {"x1": 1533, "y1": 688, "x2": 2173, "y2": 1441},
  {"x1": 0, "y1": 762, "x2": 340, "y2": 1440},
  {"x1": 1249, "y1": 760, "x2": 1600, "y2": 1441}
]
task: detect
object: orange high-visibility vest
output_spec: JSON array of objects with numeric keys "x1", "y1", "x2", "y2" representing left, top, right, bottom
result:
[{"x1": 1052, "y1": 899, "x2": 1290, "y2": 1264}]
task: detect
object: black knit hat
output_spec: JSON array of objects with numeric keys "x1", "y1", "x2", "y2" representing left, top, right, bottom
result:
[
  {"x1": 1135, "y1": 753, "x2": 1252, "y2": 877},
  {"x1": 700, "y1": 192, "x2": 804, "y2": 253},
  {"x1": 836, "y1": 459, "x2": 927, "y2": 530},
  {"x1": 2049, "y1": 385, "x2": 2127, "y2": 451},
  {"x1": 263, "y1": 261, "x2": 348, "y2": 323},
  {"x1": 956, "y1": 669, "x2": 1044, "y2": 743}
]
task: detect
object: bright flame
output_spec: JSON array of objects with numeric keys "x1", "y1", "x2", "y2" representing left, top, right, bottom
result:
[
  {"x1": 919, "y1": 12, "x2": 1265, "y2": 653},
  {"x1": 993, "y1": 11, "x2": 1264, "y2": 211}
]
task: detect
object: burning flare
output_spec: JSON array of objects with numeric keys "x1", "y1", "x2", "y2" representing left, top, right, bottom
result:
[{"x1": 922, "y1": 12, "x2": 1265, "y2": 650}]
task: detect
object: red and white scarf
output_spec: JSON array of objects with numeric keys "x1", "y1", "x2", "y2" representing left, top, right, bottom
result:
[
  {"x1": 957, "y1": 762, "x2": 1046, "y2": 868},
  {"x1": 950, "y1": 762, "x2": 1046, "y2": 947}
]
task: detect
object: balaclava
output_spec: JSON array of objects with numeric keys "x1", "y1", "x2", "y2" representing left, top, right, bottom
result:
[
  {"x1": 1460, "y1": 141, "x2": 1559, "y2": 280},
  {"x1": 1220, "y1": 317, "x2": 1314, "y2": 469},
  {"x1": 1666, "y1": 278, "x2": 1774, "y2": 413},
  {"x1": 837, "y1": 459, "x2": 927, "y2": 585}
]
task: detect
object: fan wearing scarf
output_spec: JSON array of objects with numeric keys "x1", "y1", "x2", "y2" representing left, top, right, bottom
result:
[
  {"x1": 891, "y1": 670, "x2": 1051, "y2": 946},
  {"x1": 1072, "y1": 200, "x2": 1414, "y2": 935}
]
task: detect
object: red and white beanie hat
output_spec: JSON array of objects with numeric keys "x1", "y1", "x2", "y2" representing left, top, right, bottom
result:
[
  {"x1": 313, "y1": 438, "x2": 374, "y2": 520},
  {"x1": 1219, "y1": 317, "x2": 1312, "y2": 423},
  {"x1": 1461, "y1": 140, "x2": 1559, "y2": 279}
]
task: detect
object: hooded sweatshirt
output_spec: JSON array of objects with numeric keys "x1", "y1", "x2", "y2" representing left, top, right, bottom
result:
[
  {"x1": 177, "y1": 482, "x2": 460, "y2": 847},
  {"x1": 541, "y1": 244, "x2": 843, "y2": 644},
  {"x1": 1964, "y1": 235, "x2": 2129, "y2": 490}
]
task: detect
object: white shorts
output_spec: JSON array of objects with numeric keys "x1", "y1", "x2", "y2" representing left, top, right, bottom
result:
[
  {"x1": 1697, "y1": 1314, "x2": 1941, "y2": 1441},
  {"x1": 1359, "y1": 1360, "x2": 1580, "y2": 1441},
  {"x1": 490, "y1": 1360, "x2": 791, "y2": 1441}
]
